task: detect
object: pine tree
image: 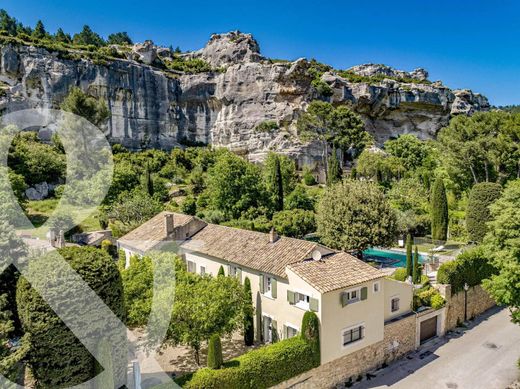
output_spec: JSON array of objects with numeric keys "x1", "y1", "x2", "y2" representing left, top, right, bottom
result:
[
  {"x1": 55, "y1": 28, "x2": 71, "y2": 44},
  {"x1": 218, "y1": 265, "x2": 225, "y2": 277},
  {"x1": 326, "y1": 148, "x2": 342, "y2": 186},
  {"x1": 412, "y1": 246, "x2": 421, "y2": 284},
  {"x1": 405, "y1": 234, "x2": 413, "y2": 278},
  {"x1": 243, "y1": 277, "x2": 254, "y2": 346},
  {"x1": 32, "y1": 20, "x2": 46, "y2": 40},
  {"x1": 207, "y1": 334, "x2": 223, "y2": 369},
  {"x1": 273, "y1": 156, "x2": 284, "y2": 211},
  {"x1": 431, "y1": 177, "x2": 448, "y2": 241}
]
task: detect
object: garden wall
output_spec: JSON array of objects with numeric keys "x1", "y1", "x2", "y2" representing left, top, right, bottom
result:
[
  {"x1": 273, "y1": 313, "x2": 416, "y2": 388},
  {"x1": 439, "y1": 284, "x2": 496, "y2": 331}
]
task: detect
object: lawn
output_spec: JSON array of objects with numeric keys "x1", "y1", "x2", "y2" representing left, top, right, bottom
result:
[{"x1": 23, "y1": 199, "x2": 103, "y2": 237}]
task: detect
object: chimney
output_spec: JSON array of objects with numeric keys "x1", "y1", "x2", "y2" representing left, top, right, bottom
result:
[
  {"x1": 56, "y1": 230, "x2": 65, "y2": 248},
  {"x1": 49, "y1": 228, "x2": 57, "y2": 247},
  {"x1": 269, "y1": 228, "x2": 279, "y2": 243},
  {"x1": 164, "y1": 213, "x2": 174, "y2": 236}
]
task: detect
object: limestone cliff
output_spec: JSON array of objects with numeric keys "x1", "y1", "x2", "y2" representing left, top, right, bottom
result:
[{"x1": 0, "y1": 31, "x2": 489, "y2": 167}]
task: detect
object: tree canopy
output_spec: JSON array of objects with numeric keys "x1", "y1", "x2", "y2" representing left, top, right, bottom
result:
[
  {"x1": 482, "y1": 179, "x2": 520, "y2": 324},
  {"x1": 316, "y1": 180, "x2": 397, "y2": 252}
]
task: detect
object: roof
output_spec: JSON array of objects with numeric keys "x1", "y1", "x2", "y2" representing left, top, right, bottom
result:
[
  {"x1": 180, "y1": 223, "x2": 320, "y2": 278},
  {"x1": 118, "y1": 212, "x2": 195, "y2": 253},
  {"x1": 287, "y1": 252, "x2": 385, "y2": 293}
]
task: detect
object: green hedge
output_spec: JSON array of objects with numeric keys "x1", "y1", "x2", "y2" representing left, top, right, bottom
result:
[
  {"x1": 466, "y1": 182, "x2": 502, "y2": 243},
  {"x1": 182, "y1": 337, "x2": 317, "y2": 389},
  {"x1": 437, "y1": 247, "x2": 497, "y2": 294}
]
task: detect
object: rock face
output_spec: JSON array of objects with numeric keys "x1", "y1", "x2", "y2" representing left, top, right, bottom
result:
[
  {"x1": 348, "y1": 63, "x2": 429, "y2": 81},
  {"x1": 188, "y1": 31, "x2": 264, "y2": 67},
  {"x1": 0, "y1": 32, "x2": 489, "y2": 168}
]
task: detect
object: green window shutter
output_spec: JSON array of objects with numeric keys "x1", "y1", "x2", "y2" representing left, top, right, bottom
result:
[
  {"x1": 287, "y1": 290, "x2": 296, "y2": 304},
  {"x1": 361, "y1": 286, "x2": 368, "y2": 301},
  {"x1": 271, "y1": 278, "x2": 277, "y2": 299},
  {"x1": 283, "y1": 324, "x2": 288, "y2": 339},
  {"x1": 272, "y1": 320, "x2": 278, "y2": 342},
  {"x1": 261, "y1": 316, "x2": 266, "y2": 342},
  {"x1": 341, "y1": 292, "x2": 349, "y2": 307},
  {"x1": 237, "y1": 268, "x2": 242, "y2": 283},
  {"x1": 259, "y1": 274, "x2": 265, "y2": 294},
  {"x1": 309, "y1": 297, "x2": 319, "y2": 312}
]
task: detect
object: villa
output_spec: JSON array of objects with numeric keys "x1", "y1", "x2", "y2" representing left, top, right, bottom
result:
[{"x1": 118, "y1": 212, "x2": 416, "y2": 365}]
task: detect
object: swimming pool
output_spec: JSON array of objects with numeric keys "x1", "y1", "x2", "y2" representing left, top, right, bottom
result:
[{"x1": 362, "y1": 247, "x2": 426, "y2": 268}]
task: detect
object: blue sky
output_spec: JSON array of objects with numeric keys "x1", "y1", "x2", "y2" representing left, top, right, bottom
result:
[{"x1": 2, "y1": 0, "x2": 519, "y2": 105}]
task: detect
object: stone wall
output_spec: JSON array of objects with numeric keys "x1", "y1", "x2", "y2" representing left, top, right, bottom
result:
[
  {"x1": 440, "y1": 284, "x2": 496, "y2": 331},
  {"x1": 273, "y1": 313, "x2": 416, "y2": 389}
]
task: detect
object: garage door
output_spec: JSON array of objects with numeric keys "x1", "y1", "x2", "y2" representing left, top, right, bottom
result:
[{"x1": 420, "y1": 316, "x2": 438, "y2": 343}]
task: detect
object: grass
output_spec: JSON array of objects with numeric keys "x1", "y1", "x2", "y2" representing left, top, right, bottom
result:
[{"x1": 22, "y1": 199, "x2": 102, "y2": 238}]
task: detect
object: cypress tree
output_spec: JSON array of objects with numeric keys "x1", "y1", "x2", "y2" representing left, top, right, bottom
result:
[
  {"x1": 405, "y1": 234, "x2": 413, "y2": 278},
  {"x1": 243, "y1": 277, "x2": 255, "y2": 346},
  {"x1": 207, "y1": 334, "x2": 223, "y2": 369},
  {"x1": 431, "y1": 177, "x2": 448, "y2": 241},
  {"x1": 301, "y1": 311, "x2": 320, "y2": 366},
  {"x1": 466, "y1": 182, "x2": 502, "y2": 243},
  {"x1": 273, "y1": 156, "x2": 284, "y2": 211},
  {"x1": 412, "y1": 246, "x2": 421, "y2": 284},
  {"x1": 143, "y1": 163, "x2": 154, "y2": 197},
  {"x1": 326, "y1": 148, "x2": 342, "y2": 186},
  {"x1": 218, "y1": 265, "x2": 225, "y2": 277}
]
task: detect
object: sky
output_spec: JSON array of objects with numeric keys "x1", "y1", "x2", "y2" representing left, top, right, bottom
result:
[{"x1": 2, "y1": 0, "x2": 519, "y2": 106}]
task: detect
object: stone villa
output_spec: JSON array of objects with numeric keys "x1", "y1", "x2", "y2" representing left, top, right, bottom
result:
[{"x1": 117, "y1": 212, "x2": 424, "y2": 366}]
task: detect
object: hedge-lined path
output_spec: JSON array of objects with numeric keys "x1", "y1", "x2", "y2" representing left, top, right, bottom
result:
[{"x1": 353, "y1": 307, "x2": 520, "y2": 389}]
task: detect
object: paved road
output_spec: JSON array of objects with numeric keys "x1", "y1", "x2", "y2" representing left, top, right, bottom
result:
[{"x1": 355, "y1": 307, "x2": 520, "y2": 389}]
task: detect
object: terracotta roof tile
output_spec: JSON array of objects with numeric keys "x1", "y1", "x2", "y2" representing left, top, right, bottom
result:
[
  {"x1": 118, "y1": 212, "x2": 194, "y2": 253},
  {"x1": 288, "y1": 252, "x2": 384, "y2": 293},
  {"x1": 180, "y1": 223, "x2": 320, "y2": 278}
]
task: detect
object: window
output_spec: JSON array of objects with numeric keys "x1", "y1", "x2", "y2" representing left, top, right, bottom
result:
[
  {"x1": 285, "y1": 325, "x2": 298, "y2": 339},
  {"x1": 187, "y1": 260, "x2": 196, "y2": 273},
  {"x1": 342, "y1": 325, "x2": 364, "y2": 346},
  {"x1": 345, "y1": 288, "x2": 360, "y2": 304},
  {"x1": 391, "y1": 297, "x2": 400, "y2": 312},
  {"x1": 373, "y1": 281, "x2": 380, "y2": 293},
  {"x1": 229, "y1": 265, "x2": 241, "y2": 279},
  {"x1": 200, "y1": 266, "x2": 206, "y2": 276},
  {"x1": 264, "y1": 276, "x2": 272, "y2": 295},
  {"x1": 295, "y1": 292, "x2": 310, "y2": 310}
]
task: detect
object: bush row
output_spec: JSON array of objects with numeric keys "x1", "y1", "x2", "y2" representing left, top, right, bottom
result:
[
  {"x1": 437, "y1": 247, "x2": 497, "y2": 294},
  {"x1": 182, "y1": 336, "x2": 317, "y2": 389}
]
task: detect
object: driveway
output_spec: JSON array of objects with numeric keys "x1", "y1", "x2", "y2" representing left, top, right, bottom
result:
[{"x1": 355, "y1": 307, "x2": 520, "y2": 389}]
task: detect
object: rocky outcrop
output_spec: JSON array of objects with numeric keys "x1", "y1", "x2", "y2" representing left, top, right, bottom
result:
[
  {"x1": 187, "y1": 31, "x2": 264, "y2": 67},
  {"x1": 348, "y1": 63, "x2": 429, "y2": 81},
  {"x1": 0, "y1": 32, "x2": 489, "y2": 167}
]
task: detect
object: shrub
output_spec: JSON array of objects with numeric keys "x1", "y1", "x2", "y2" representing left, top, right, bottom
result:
[
  {"x1": 243, "y1": 277, "x2": 254, "y2": 346},
  {"x1": 466, "y1": 182, "x2": 502, "y2": 243},
  {"x1": 430, "y1": 293, "x2": 446, "y2": 310},
  {"x1": 302, "y1": 166, "x2": 317, "y2": 186},
  {"x1": 405, "y1": 234, "x2": 413, "y2": 277},
  {"x1": 16, "y1": 247, "x2": 126, "y2": 387},
  {"x1": 207, "y1": 334, "x2": 223, "y2": 369},
  {"x1": 437, "y1": 247, "x2": 497, "y2": 294},
  {"x1": 218, "y1": 266, "x2": 225, "y2": 277},
  {"x1": 181, "y1": 195, "x2": 197, "y2": 215},
  {"x1": 392, "y1": 267, "x2": 408, "y2": 282},
  {"x1": 255, "y1": 121, "x2": 279, "y2": 133},
  {"x1": 272, "y1": 209, "x2": 316, "y2": 238},
  {"x1": 183, "y1": 337, "x2": 317, "y2": 389},
  {"x1": 301, "y1": 311, "x2": 320, "y2": 365},
  {"x1": 431, "y1": 177, "x2": 448, "y2": 241}
]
